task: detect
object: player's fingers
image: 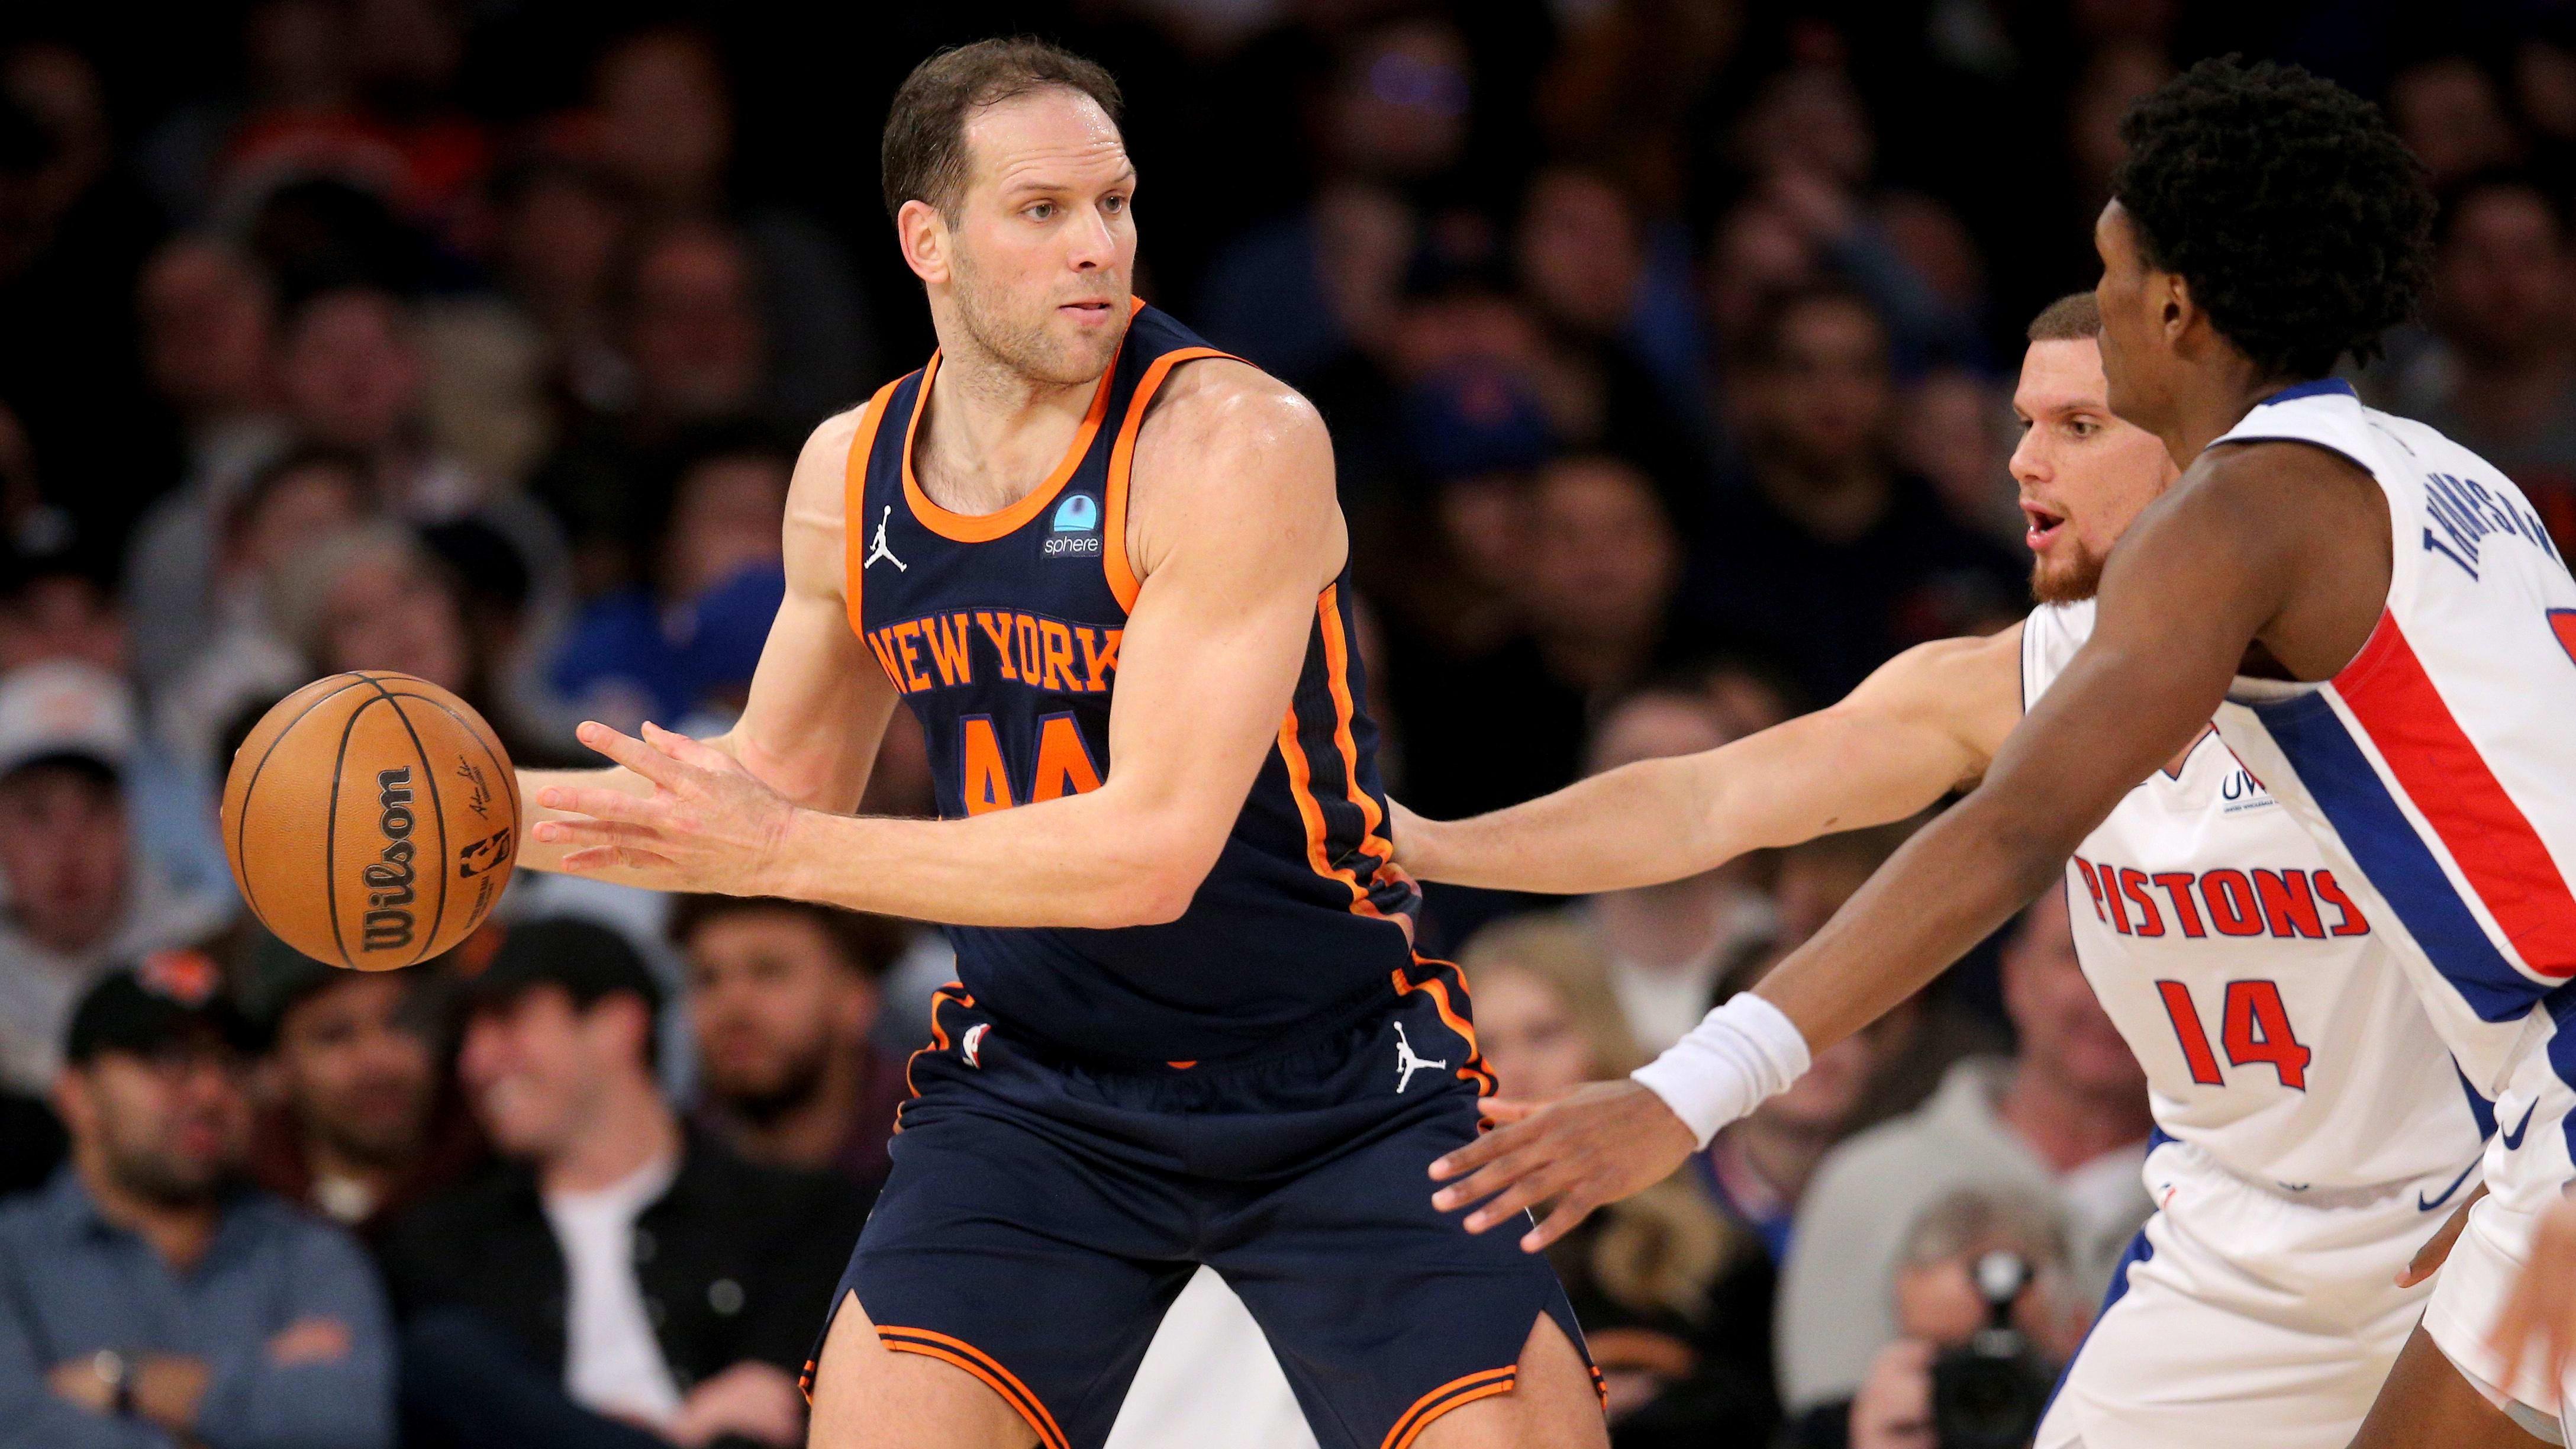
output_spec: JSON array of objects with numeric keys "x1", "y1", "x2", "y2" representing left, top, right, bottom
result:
[
  {"x1": 1459, "y1": 1160, "x2": 1581, "y2": 1234},
  {"x1": 559, "y1": 843, "x2": 675, "y2": 875},
  {"x1": 534, "y1": 785, "x2": 665, "y2": 824},
  {"x1": 1429, "y1": 1116, "x2": 1532, "y2": 1180},
  {"x1": 1518, "y1": 1189, "x2": 1603, "y2": 1252},
  {"x1": 530, "y1": 817, "x2": 663, "y2": 849},
  {"x1": 1476, "y1": 1097, "x2": 1537, "y2": 1127},
  {"x1": 576, "y1": 720, "x2": 691, "y2": 787},
  {"x1": 2488, "y1": 1289, "x2": 2539, "y2": 1388},
  {"x1": 1430, "y1": 1137, "x2": 1552, "y2": 1212},
  {"x1": 641, "y1": 720, "x2": 737, "y2": 775}
]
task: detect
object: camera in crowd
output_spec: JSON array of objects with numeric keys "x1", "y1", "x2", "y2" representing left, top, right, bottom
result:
[{"x1": 1930, "y1": 1251, "x2": 2060, "y2": 1449}]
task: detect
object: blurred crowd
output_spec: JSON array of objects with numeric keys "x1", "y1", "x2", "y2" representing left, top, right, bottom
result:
[{"x1": 1, "y1": 1, "x2": 2572, "y2": 1446}]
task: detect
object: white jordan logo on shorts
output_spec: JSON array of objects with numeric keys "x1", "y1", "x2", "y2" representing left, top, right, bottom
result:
[
  {"x1": 1392, "y1": 1022, "x2": 1445, "y2": 1093},
  {"x1": 865, "y1": 506, "x2": 907, "y2": 572}
]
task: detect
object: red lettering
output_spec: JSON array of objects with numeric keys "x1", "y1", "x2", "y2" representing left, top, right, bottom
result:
[
  {"x1": 2151, "y1": 872, "x2": 2207, "y2": 937},
  {"x1": 2220, "y1": 980, "x2": 2311, "y2": 1089},
  {"x1": 2072, "y1": 858, "x2": 2110, "y2": 923},
  {"x1": 2253, "y1": 870, "x2": 2325, "y2": 939},
  {"x1": 2097, "y1": 861, "x2": 2132, "y2": 934},
  {"x1": 2119, "y1": 868, "x2": 2165, "y2": 937},
  {"x1": 2314, "y1": 870, "x2": 2371, "y2": 936},
  {"x1": 2156, "y1": 981, "x2": 2224, "y2": 1086},
  {"x1": 2200, "y1": 870, "x2": 2262, "y2": 936}
]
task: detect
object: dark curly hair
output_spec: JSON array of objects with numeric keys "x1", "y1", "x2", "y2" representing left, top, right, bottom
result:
[{"x1": 2112, "y1": 56, "x2": 2435, "y2": 381}]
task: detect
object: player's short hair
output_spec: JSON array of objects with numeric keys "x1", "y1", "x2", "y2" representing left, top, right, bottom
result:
[
  {"x1": 2025, "y1": 291, "x2": 2101, "y2": 343},
  {"x1": 881, "y1": 38, "x2": 1125, "y2": 222},
  {"x1": 2111, "y1": 56, "x2": 2435, "y2": 381}
]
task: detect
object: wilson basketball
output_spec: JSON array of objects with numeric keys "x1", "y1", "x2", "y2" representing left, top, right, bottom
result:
[{"x1": 223, "y1": 672, "x2": 520, "y2": 970}]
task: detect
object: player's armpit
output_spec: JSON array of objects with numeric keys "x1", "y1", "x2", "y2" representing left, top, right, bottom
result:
[
  {"x1": 1393, "y1": 623, "x2": 2024, "y2": 896},
  {"x1": 1753, "y1": 448, "x2": 2317, "y2": 1053}
]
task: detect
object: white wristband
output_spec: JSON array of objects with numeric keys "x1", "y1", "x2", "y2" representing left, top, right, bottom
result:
[{"x1": 1629, "y1": 993, "x2": 1813, "y2": 1149}]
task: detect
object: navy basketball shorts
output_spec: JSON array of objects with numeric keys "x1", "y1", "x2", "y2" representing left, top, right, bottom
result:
[{"x1": 819, "y1": 961, "x2": 1598, "y2": 1449}]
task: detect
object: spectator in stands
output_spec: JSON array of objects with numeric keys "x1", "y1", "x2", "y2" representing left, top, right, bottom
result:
[
  {"x1": 1692, "y1": 967, "x2": 1884, "y2": 1269},
  {"x1": 0, "y1": 662, "x2": 230, "y2": 1096},
  {"x1": 1515, "y1": 453, "x2": 1691, "y2": 697},
  {"x1": 385, "y1": 919, "x2": 861, "y2": 1449},
  {"x1": 1795, "y1": 1186, "x2": 2091, "y2": 1449},
  {"x1": 1897, "y1": 366, "x2": 2023, "y2": 553},
  {"x1": 154, "y1": 445, "x2": 375, "y2": 772},
  {"x1": 1683, "y1": 286, "x2": 2024, "y2": 703},
  {"x1": 1561, "y1": 685, "x2": 1775, "y2": 1055},
  {"x1": 1775, "y1": 889, "x2": 2153, "y2": 1417},
  {"x1": 246, "y1": 948, "x2": 482, "y2": 1238},
  {"x1": 0, "y1": 1084, "x2": 65, "y2": 1198},
  {"x1": 0, "y1": 957, "x2": 394, "y2": 1448},
  {"x1": 2387, "y1": 56, "x2": 2525, "y2": 191},
  {"x1": 585, "y1": 26, "x2": 868, "y2": 421},
  {"x1": 2372, "y1": 175, "x2": 2576, "y2": 550},
  {"x1": 552, "y1": 422, "x2": 792, "y2": 733},
  {"x1": 123, "y1": 237, "x2": 287, "y2": 693},
  {"x1": 675, "y1": 894, "x2": 905, "y2": 1198},
  {"x1": 1464, "y1": 913, "x2": 1781, "y2": 1445},
  {"x1": 488, "y1": 154, "x2": 633, "y2": 420}
]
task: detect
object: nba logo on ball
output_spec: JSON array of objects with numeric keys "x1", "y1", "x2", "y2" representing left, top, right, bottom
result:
[{"x1": 1043, "y1": 494, "x2": 1101, "y2": 558}]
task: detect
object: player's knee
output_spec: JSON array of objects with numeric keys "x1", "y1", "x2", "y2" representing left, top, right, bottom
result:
[{"x1": 806, "y1": 1292, "x2": 1039, "y2": 1449}]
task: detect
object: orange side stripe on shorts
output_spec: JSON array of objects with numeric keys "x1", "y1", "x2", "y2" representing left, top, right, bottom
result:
[
  {"x1": 1391, "y1": 959, "x2": 1495, "y2": 1094},
  {"x1": 1381, "y1": 1366, "x2": 1517, "y2": 1449},
  {"x1": 895, "y1": 983, "x2": 972, "y2": 1131},
  {"x1": 876, "y1": 1326, "x2": 1069, "y2": 1449}
]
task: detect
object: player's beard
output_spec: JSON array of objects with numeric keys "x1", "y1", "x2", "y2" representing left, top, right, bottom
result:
[
  {"x1": 950, "y1": 246, "x2": 1123, "y2": 388},
  {"x1": 2031, "y1": 540, "x2": 2107, "y2": 605}
]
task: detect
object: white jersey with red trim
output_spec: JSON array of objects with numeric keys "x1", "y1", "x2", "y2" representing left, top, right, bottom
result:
[
  {"x1": 2026, "y1": 600, "x2": 2485, "y2": 1194},
  {"x1": 2205, "y1": 379, "x2": 2576, "y2": 1217}
]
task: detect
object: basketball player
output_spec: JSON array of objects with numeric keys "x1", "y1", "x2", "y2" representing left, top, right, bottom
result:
[
  {"x1": 515, "y1": 39, "x2": 1602, "y2": 1449},
  {"x1": 1394, "y1": 289, "x2": 2491, "y2": 1447},
  {"x1": 1420, "y1": 57, "x2": 2576, "y2": 1448}
]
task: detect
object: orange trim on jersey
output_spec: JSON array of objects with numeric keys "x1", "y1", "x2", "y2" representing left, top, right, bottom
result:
[
  {"x1": 1166, "y1": 1060, "x2": 1197, "y2": 1069},
  {"x1": 1381, "y1": 1366, "x2": 1517, "y2": 1449},
  {"x1": 840, "y1": 380, "x2": 901, "y2": 646},
  {"x1": 894, "y1": 983, "x2": 972, "y2": 1131},
  {"x1": 1100, "y1": 344, "x2": 1236, "y2": 611},
  {"x1": 1314, "y1": 584, "x2": 1395, "y2": 867},
  {"x1": 1278, "y1": 697, "x2": 1372, "y2": 911},
  {"x1": 874, "y1": 1326, "x2": 1069, "y2": 1449},
  {"x1": 1394, "y1": 958, "x2": 1495, "y2": 1095},
  {"x1": 899, "y1": 340, "x2": 1122, "y2": 544}
]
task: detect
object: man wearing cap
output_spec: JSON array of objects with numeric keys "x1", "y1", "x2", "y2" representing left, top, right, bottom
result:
[
  {"x1": 383, "y1": 917, "x2": 863, "y2": 1449},
  {"x1": 0, "y1": 661, "x2": 230, "y2": 1097},
  {"x1": 0, "y1": 954, "x2": 396, "y2": 1448}
]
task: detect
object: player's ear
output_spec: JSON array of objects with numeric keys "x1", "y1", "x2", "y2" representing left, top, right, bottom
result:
[
  {"x1": 2156, "y1": 269, "x2": 2194, "y2": 348},
  {"x1": 896, "y1": 198, "x2": 952, "y2": 286}
]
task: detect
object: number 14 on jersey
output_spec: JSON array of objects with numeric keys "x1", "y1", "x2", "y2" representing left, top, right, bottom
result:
[{"x1": 2156, "y1": 979, "x2": 2313, "y2": 1090}]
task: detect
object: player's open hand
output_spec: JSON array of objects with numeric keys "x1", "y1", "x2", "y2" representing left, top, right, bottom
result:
[
  {"x1": 2485, "y1": 1192, "x2": 2576, "y2": 1395},
  {"x1": 1427, "y1": 1079, "x2": 1697, "y2": 1252},
  {"x1": 531, "y1": 722, "x2": 800, "y2": 895}
]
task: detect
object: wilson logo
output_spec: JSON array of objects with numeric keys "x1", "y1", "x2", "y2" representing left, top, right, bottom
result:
[{"x1": 362, "y1": 768, "x2": 417, "y2": 951}]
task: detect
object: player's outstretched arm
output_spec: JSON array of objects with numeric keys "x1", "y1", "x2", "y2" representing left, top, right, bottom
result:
[
  {"x1": 517, "y1": 407, "x2": 901, "y2": 875},
  {"x1": 1430, "y1": 439, "x2": 2385, "y2": 1250},
  {"x1": 531, "y1": 361, "x2": 1345, "y2": 928},
  {"x1": 1393, "y1": 627, "x2": 2024, "y2": 895}
]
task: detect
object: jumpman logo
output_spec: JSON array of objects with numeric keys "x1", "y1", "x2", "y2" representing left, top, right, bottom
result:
[
  {"x1": 1392, "y1": 1022, "x2": 1446, "y2": 1093},
  {"x1": 864, "y1": 506, "x2": 907, "y2": 572}
]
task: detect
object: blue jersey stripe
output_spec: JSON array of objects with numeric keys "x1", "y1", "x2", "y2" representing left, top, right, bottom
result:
[{"x1": 2250, "y1": 691, "x2": 2543, "y2": 1022}]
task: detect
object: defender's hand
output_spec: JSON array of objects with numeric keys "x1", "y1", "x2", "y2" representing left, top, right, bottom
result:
[
  {"x1": 1427, "y1": 1080, "x2": 1697, "y2": 1251},
  {"x1": 2487, "y1": 1192, "x2": 2576, "y2": 1393},
  {"x1": 2398, "y1": 1181, "x2": 2487, "y2": 1288},
  {"x1": 532, "y1": 722, "x2": 799, "y2": 894}
]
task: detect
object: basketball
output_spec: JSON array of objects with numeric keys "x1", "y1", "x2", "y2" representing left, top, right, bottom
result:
[{"x1": 222, "y1": 672, "x2": 520, "y2": 970}]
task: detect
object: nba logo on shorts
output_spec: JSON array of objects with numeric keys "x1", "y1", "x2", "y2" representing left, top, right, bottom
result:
[
  {"x1": 962, "y1": 1022, "x2": 990, "y2": 1067},
  {"x1": 1044, "y1": 494, "x2": 1102, "y2": 558}
]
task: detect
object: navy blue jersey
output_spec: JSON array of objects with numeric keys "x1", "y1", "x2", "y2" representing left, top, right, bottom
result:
[{"x1": 843, "y1": 304, "x2": 1421, "y2": 1064}]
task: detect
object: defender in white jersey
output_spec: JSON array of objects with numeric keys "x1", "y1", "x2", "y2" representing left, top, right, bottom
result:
[
  {"x1": 1420, "y1": 59, "x2": 2572, "y2": 1448},
  {"x1": 1395, "y1": 295, "x2": 2487, "y2": 1447}
]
